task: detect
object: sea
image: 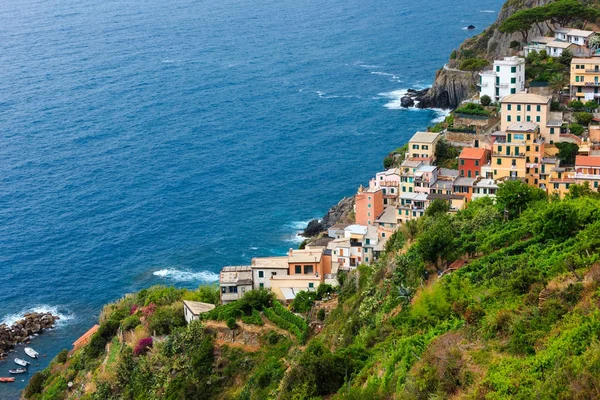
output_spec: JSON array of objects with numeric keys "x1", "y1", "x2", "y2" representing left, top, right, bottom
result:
[{"x1": 0, "y1": 0, "x2": 503, "y2": 396}]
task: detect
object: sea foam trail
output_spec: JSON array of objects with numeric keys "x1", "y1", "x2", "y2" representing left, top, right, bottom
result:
[
  {"x1": 0, "y1": 305, "x2": 75, "y2": 327},
  {"x1": 152, "y1": 269, "x2": 219, "y2": 283}
]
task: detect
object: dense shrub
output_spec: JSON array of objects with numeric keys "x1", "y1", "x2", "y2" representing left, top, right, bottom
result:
[
  {"x1": 569, "y1": 123, "x2": 585, "y2": 136},
  {"x1": 121, "y1": 314, "x2": 141, "y2": 331},
  {"x1": 23, "y1": 370, "x2": 49, "y2": 398},
  {"x1": 480, "y1": 94, "x2": 491, "y2": 106},
  {"x1": 455, "y1": 103, "x2": 490, "y2": 116},
  {"x1": 574, "y1": 112, "x2": 593, "y2": 126},
  {"x1": 317, "y1": 308, "x2": 326, "y2": 321},
  {"x1": 226, "y1": 317, "x2": 237, "y2": 329},
  {"x1": 134, "y1": 337, "x2": 153, "y2": 356},
  {"x1": 291, "y1": 290, "x2": 317, "y2": 313},
  {"x1": 241, "y1": 309, "x2": 264, "y2": 325},
  {"x1": 147, "y1": 304, "x2": 186, "y2": 335}
]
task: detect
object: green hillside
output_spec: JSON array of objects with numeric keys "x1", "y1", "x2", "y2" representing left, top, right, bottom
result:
[{"x1": 25, "y1": 182, "x2": 600, "y2": 399}]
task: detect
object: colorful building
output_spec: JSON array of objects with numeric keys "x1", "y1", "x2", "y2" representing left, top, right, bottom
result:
[
  {"x1": 478, "y1": 56, "x2": 525, "y2": 102},
  {"x1": 570, "y1": 58, "x2": 600, "y2": 103},
  {"x1": 220, "y1": 266, "x2": 254, "y2": 304},
  {"x1": 574, "y1": 155, "x2": 600, "y2": 190},
  {"x1": 500, "y1": 93, "x2": 563, "y2": 143},
  {"x1": 355, "y1": 186, "x2": 383, "y2": 226},
  {"x1": 407, "y1": 131, "x2": 441, "y2": 162},
  {"x1": 459, "y1": 147, "x2": 490, "y2": 178}
]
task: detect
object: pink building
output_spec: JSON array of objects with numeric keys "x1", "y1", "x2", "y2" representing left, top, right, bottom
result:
[
  {"x1": 370, "y1": 168, "x2": 401, "y2": 206},
  {"x1": 355, "y1": 187, "x2": 383, "y2": 226},
  {"x1": 414, "y1": 165, "x2": 438, "y2": 194}
]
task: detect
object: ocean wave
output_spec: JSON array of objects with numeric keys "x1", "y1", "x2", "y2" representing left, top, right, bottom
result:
[
  {"x1": 370, "y1": 71, "x2": 402, "y2": 83},
  {"x1": 153, "y1": 268, "x2": 219, "y2": 283},
  {"x1": 283, "y1": 233, "x2": 306, "y2": 244},
  {"x1": 0, "y1": 305, "x2": 75, "y2": 327},
  {"x1": 358, "y1": 64, "x2": 381, "y2": 69},
  {"x1": 431, "y1": 108, "x2": 451, "y2": 123},
  {"x1": 315, "y1": 91, "x2": 360, "y2": 99},
  {"x1": 479, "y1": 10, "x2": 495, "y2": 13},
  {"x1": 287, "y1": 219, "x2": 315, "y2": 230}
]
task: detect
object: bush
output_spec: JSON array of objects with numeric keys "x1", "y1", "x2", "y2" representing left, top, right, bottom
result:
[
  {"x1": 23, "y1": 370, "x2": 49, "y2": 397},
  {"x1": 585, "y1": 100, "x2": 599, "y2": 112},
  {"x1": 134, "y1": 337, "x2": 153, "y2": 356},
  {"x1": 383, "y1": 155, "x2": 394, "y2": 169},
  {"x1": 455, "y1": 102, "x2": 490, "y2": 116},
  {"x1": 317, "y1": 309, "x2": 326, "y2": 321},
  {"x1": 226, "y1": 317, "x2": 237, "y2": 329},
  {"x1": 291, "y1": 290, "x2": 317, "y2": 313},
  {"x1": 459, "y1": 58, "x2": 489, "y2": 71},
  {"x1": 480, "y1": 94, "x2": 491, "y2": 106},
  {"x1": 316, "y1": 283, "x2": 334, "y2": 300},
  {"x1": 241, "y1": 309, "x2": 264, "y2": 325},
  {"x1": 574, "y1": 112, "x2": 593, "y2": 126},
  {"x1": 147, "y1": 305, "x2": 186, "y2": 335},
  {"x1": 56, "y1": 349, "x2": 68, "y2": 364},
  {"x1": 569, "y1": 123, "x2": 585, "y2": 136},
  {"x1": 122, "y1": 314, "x2": 141, "y2": 331}
]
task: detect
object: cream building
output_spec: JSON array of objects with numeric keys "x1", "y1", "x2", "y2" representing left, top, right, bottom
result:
[
  {"x1": 500, "y1": 93, "x2": 562, "y2": 143},
  {"x1": 407, "y1": 131, "x2": 441, "y2": 161}
]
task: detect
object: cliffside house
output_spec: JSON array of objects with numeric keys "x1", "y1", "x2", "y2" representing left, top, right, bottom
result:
[
  {"x1": 407, "y1": 131, "x2": 441, "y2": 162},
  {"x1": 478, "y1": 56, "x2": 525, "y2": 102},
  {"x1": 574, "y1": 155, "x2": 600, "y2": 189},
  {"x1": 183, "y1": 301, "x2": 215, "y2": 324},
  {"x1": 524, "y1": 28, "x2": 594, "y2": 58},
  {"x1": 500, "y1": 93, "x2": 563, "y2": 143},
  {"x1": 459, "y1": 147, "x2": 490, "y2": 178},
  {"x1": 355, "y1": 186, "x2": 383, "y2": 226},
  {"x1": 220, "y1": 266, "x2": 254, "y2": 304},
  {"x1": 250, "y1": 256, "x2": 289, "y2": 290},
  {"x1": 570, "y1": 58, "x2": 600, "y2": 104}
]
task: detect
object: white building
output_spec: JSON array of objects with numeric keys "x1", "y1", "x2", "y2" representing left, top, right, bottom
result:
[
  {"x1": 554, "y1": 28, "x2": 595, "y2": 47},
  {"x1": 326, "y1": 224, "x2": 381, "y2": 270},
  {"x1": 219, "y1": 266, "x2": 254, "y2": 304},
  {"x1": 250, "y1": 256, "x2": 289, "y2": 290},
  {"x1": 183, "y1": 300, "x2": 215, "y2": 324},
  {"x1": 479, "y1": 57, "x2": 526, "y2": 102}
]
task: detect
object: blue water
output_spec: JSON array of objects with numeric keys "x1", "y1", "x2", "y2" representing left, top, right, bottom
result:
[{"x1": 0, "y1": 0, "x2": 502, "y2": 396}]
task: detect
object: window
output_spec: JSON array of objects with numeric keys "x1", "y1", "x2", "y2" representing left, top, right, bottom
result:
[
  {"x1": 475, "y1": 160, "x2": 479, "y2": 166},
  {"x1": 536, "y1": 105, "x2": 541, "y2": 112},
  {"x1": 576, "y1": 76, "x2": 580, "y2": 82},
  {"x1": 460, "y1": 170, "x2": 464, "y2": 176},
  {"x1": 222, "y1": 287, "x2": 227, "y2": 293},
  {"x1": 511, "y1": 66, "x2": 516, "y2": 73},
  {"x1": 554, "y1": 183, "x2": 559, "y2": 189},
  {"x1": 511, "y1": 77, "x2": 516, "y2": 84},
  {"x1": 496, "y1": 158, "x2": 502, "y2": 165},
  {"x1": 422, "y1": 145, "x2": 428, "y2": 150},
  {"x1": 498, "y1": 146, "x2": 502, "y2": 152},
  {"x1": 295, "y1": 265, "x2": 301, "y2": 274},
  {"x1": 550, "y1": 127, "x2": 555, "y2": 134},
  {"x1": 496, "y1": 66, "x2": 500, "y2": 72},
  {"x1": 308, "y1": 282, "x2": 314, "y2": 289},
  {"x1": 526, "y1": 116, "x2": 531, "y2": 122},
  {"x1": 517, "y1": 105, "x2": 521, "y2": 111},
  {"x1": 517, "y1": 115, "x2": 521, "y2": 122},
  {"x1": 526, "y1": 145, "x2": 530, "y2": 151},
  {"x1": 527, "y1": 105, "x2": 531, "y2": 112},
  {"x1": 475, "y1": 171, "x2": 479, "y2": 176},
  {"x1": 229, "y1": 287, "x2": 238, "y2": 293},
  {"x1": 460, "y1": 159, "x2": 465, "y2": 165},
  {"x1": 304, "y1": 265, "x2": 314, "y2": 274},
  {"x1": 512, "y1": 159, "x2": 516, "y2": 166},
  {"x1": 258, "y1": 271, "x2": 264, "y2": 278},
  {"x1": 259, "y1": 283, "x2": 264, "y2": 288},
  {"x1": 368, "y1": 203, "x2": 371, "y2": 208},
  {"x1": 272, "y1": 272, "x2": 277, "y2": 276},
  {"x1": 412, "y1": 144, "x2": 419, "y2": 149},
  {"x1": 381, "y1": 232, "x2": 386, "y2": 238},
  {"x1": 515, "y1": 147, "x2": 520, "y2": 155},
  {"x1": 507, "y1": 104, "x2": 512, "y2": 111},
  {"x1": 536, "y1": 116, "x2": 540, "y2": 122},
  {"x1": 468, "y1": 170, "x2": 472, "y2": 178},
  {"x1": 514, "y1": 134, "x2": 524, "y2": 140},
  {"x1": 507, "y1": 115, "x2": 511, "y2": 122},
  {"x1": 511, "y1": 88, "x2": 516, "y2": 94}
]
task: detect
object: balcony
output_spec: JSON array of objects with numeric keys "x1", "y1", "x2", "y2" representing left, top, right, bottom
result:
[
  {"x1": 479, "y1": 82, "x2": 489, "y2": 87},
  {"x1": 495, "y1": 83, "x2": 509, "y2": 88},
  {"x1": 584, "y1": 69, "x2": 600, "y2": 73},
  {"x1": 575, "y1": 173, "x2": 600, "y2": 180}
]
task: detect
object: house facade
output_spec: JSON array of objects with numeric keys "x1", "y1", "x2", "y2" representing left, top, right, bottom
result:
[
  {"x1": 459, "y1": 147, "x2": 490, "y2": 178},
  {"x1": 479, "y1": 56, "x2": 526, "y2": 102},
  {"x1": 355, "y1": 186, "x2": 383, "y2": 226},
  {"x1": 500, "y1": 93, "x2": 562, "y2": 143},
  {"x1": 407, "y1": 131, "x2": 441, "y2": 161},
  {"x1": 570, "y1": 58, "x2": 600, "y2": 103},
  {"x1": 220, "y1": 266, "x2": 254, "y2": 304}
]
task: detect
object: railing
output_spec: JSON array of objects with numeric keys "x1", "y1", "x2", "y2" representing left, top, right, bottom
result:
[
  {"x1": 496, "y1": 83, "x2": 509, "y2": 88},
  {"x1": 575, "y1": 173, "x2": 600, "y2": 180},
  {"x1": 585, "y1": 69, "x2": 600, "y2": 73}
]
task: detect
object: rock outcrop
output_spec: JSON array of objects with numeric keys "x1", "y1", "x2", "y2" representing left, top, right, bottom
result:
[
  {"x1": 302, "y1": 196, "x2": 355, "y2": 237},
  {"x1": 0, "y1": 312, "x2": 58, "y2": 359},
  {"x1": 418, "y1": 0, "x2": 553, "y2": 109}
]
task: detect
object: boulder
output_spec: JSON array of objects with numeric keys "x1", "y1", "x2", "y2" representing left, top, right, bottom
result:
[
  {"x1": 303, "y1": 219, "x2": 324, "y2": 238},
  {"x1": 400, "y1": 96, "x2": 414, "y2": 108}
]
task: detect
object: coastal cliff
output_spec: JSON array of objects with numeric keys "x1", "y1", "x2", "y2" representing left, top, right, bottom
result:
[{"x1": 418, "y1": 0, "x2": 554, "y2": 109}]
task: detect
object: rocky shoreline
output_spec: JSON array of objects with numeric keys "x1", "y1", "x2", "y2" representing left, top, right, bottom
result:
[
  {"x1": 399, "y1": 88, "x2": 430, "y2": 108},
  {"x1": 302, "y1": 196, "x2": 355, "y2": 237},
  {"x1": 0, "y1": 312, "x2": 59, "y2": 360}
]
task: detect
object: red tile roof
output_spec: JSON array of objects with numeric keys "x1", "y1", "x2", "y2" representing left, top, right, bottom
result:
[
  {"x1": 576, "y1": 155, "x2": 600, "y2": 167},
  {"x1": 72, "y1": 324, "x2": 100, "y2": 350},
  {"x1": 459, "y1": 147, "x2": 487, "y2": 160}
]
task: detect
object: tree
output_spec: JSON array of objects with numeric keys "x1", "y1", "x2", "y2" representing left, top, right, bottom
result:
[
  {"x1": 566, "y1": 182, "x2": 600, "y2": 199},
  {"x1": 417, "y1": 215, "x2": 455, "y2": 270},
  {"x1": 569, "y1": 123, "x2": 585, "y2": 136},
  {"x1": 559, "y1": 49, "x2": 573, "y2": 67},
  {"x1": 549, "y1": 73, "x2": 568, "y2": 94},
  {"x1": 555, "y1": 142, "x2": 579, "y2": 165},
  {"x1": 480, "y1": 94, "x2": 492, "y2": 107},
  {"x1": 425, "y1": 199, "x2": 450, "y2": 217},
  {"x1": 585, "y1": 100, "x2": 599, "y2": 112},
  {"x1": 495, "y1": 180, "x2": 546, "y2": 219},
  {"x1": 499, "y1": 10, "x2": 536, "y2": 43},
  {"x1": 568, "y1": 100, "x2": 585, "y2": 111},
  {"x1": 574, "y1": 112, "x2": 593, "y2": 126}
]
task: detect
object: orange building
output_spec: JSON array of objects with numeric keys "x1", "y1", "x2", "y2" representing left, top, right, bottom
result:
[
  {"x1": 355, "y1": 186, "x2": 383, "y2": 226},
  {"x1": 459, "y1": 147, "x2": 490, "y2": 178}
]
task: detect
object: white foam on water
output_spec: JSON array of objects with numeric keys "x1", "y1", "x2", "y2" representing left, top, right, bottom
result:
[
  {"x1": 480, "y1": 10, "x2": 495, "y2": 13},
  {"x1": 358, "y1": 64, "x2": 381, "y2": 69},
  {"x1": 283, "y1": 233, "x2": 306, "y2": 244},
  {"x1": 152, "y1": 269, "x2": 219, "y2": 283},
  {"x1": 1, "y1": 305, "x2": 75, "y2": 328},
  {"x1": 379, "y1": 89, "x2": 410, "y2": 110},
  {"x1": 250, "y1": 246, "x2": 259, "y2": 250},
  {"x1": 431, "y1": 108, "x2": 451, "y2": 123}
]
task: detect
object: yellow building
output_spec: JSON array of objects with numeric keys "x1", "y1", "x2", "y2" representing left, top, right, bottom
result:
[
  {"x1": 500, "y1": 93, "x2": 562, "y2": 143},
  {"x1": 407, "y1": 131, "x2": 441, "y2": 162},
  {"x1": 491, "y1": 122, "x2": 544, "y2": 181},
  {"x1": 570, "y1": 58, "x2": 600, "y2": 103}
]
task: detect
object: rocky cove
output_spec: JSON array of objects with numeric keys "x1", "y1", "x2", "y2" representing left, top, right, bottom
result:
[{"x1": 0, "y1": 312, "x2": 59, "y2": 360}]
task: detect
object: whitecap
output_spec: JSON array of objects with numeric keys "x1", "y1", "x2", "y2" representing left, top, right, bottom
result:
[
  {"x1": 161, "y1": 59, "x2": 177, "y2": 64},
  {"x1": 250, "y1": 246, "x2": 259, "y2": 250},
  {"x1": 1, "y1": 305, "x2": 75, "y2": 328},
  {"x1": 287, "y1": 219, "x2": 316, "y2": 230},
  {"x1": 431, "y1": 108, "x2": 451, "y2": 123},
  {"x1": 480, "y1": 10, "x2": 495, "y2": 13},
  {"x1": 152, "y1": 268, "x2": 219, "y2": 283},
  {"x1": 283, "y1": 233, "x2": 306, "y2": 244},
  {"x1": 358, "y1": 64, "x2": 381, "y2": 69}
]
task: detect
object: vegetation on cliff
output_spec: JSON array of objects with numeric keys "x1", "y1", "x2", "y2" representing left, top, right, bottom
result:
[{"x1": 26, "y1": 181, "x2": 600, "y2": 399}]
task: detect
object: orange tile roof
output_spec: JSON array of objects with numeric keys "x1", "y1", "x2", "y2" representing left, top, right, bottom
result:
[
  {"x1": 459, "y1": 147, "x2": 487, "y2": 160},
  {"x1": 576, "y1": 155, "x2": 600, "y2": 167},
  {"x1": 72, "y1": 324, "x2": 100, "y2": 349}
]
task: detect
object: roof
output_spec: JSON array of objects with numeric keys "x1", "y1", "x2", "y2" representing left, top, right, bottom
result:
[
  {"x1": 220, "y1": 266, "x2": 253, "y2": 285},
  {"x1": 459, "y1": 147, "x2": 487, "y2": 160},
  {"x1": 183, "y1": 300, "x2": 215, "y2": 315},
  {"x1": 572, "y1": 57, "x2": 600, "y2": 64},
  {"x1": 427, "y1": 193, "x2": 464, "y2": 200},
  {"x1": 73, "y1": 325, "x2": 100, "y2": 349},
  {"x1": 507, "y1": 122, "x2": 538, "y2": 132},
  {"x1": 401, "y1": 159, "x2": 424, "y2": 168},
  {"x1": 453, "y1": 177, "x2": 476, "y2": 186},
  {"x1": 501, "y1": 92, "x2": 551, "y2": 104},
  {"x1": 288, "y1": 250, "x2": 323, "y2": 264},
  {"x1": 252, "y1": 256, "x2": 289, "y2": 269},
  {"x1": 576, "y1": 155, "x2": 600, "y2": 167},
  {"x1": 345, "y1": 224, "x2": 368, "y2": 235},
  {"x1": 400, "y1": 192, "x2": 429, "y2": 201},
  {"x1": 409, "y1": 131, "x2": 440, "y2": 144},
  {"x1": 474, "y1": 178, "x2": 498, "y2": 188},
  {"x1": 439, "y1": 168, "x2": 459, "y2": 178},
  {"x1": 430, "y1": 179, "x2": 455, "y2": 190},
  {"x1": 547, "y1": 40, "x2": 575, "y2": 49},
  {"x1": 329, "y1": 223, "x2": 350, "y2": 230},
  {"x1": 222, "y1": 266, "x2": 252, "y2": 272},
  {"x1": 307, "y1": 236, "x2": 334, "y2": 248},
  {"x1": 375, "y1": 206, "x2": 397, "y2": 225},
  {"x1": 529, "y1": 36, "x2": 553, "y2": 44},
  {"x1": 556, "y1": 28, "x2": 595, "y2": 37},
  {"x1": 416, "y1": 165, "x2": 437, "y2": 173}
]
